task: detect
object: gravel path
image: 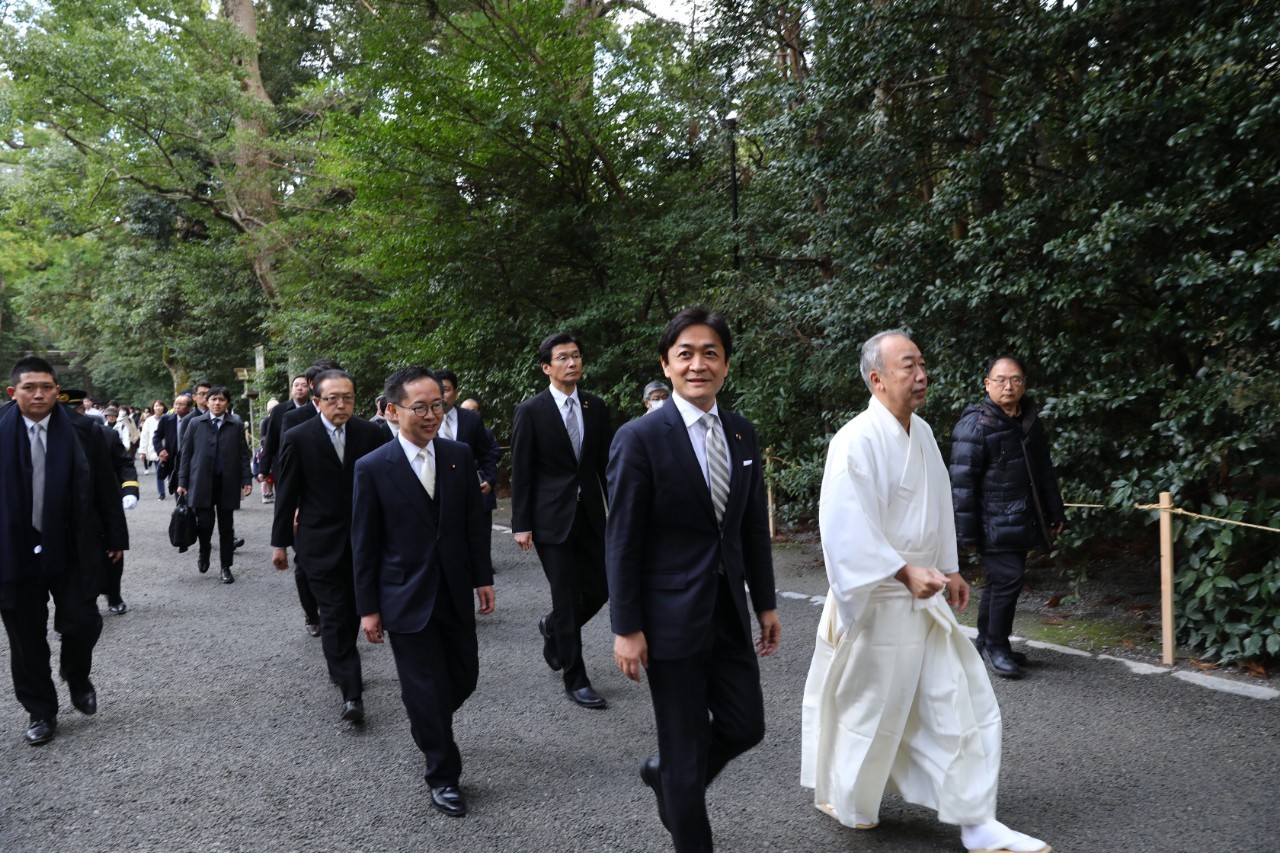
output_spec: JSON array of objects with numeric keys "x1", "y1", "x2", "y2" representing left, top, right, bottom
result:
[{"x1": 2, "y1": 486, "x2": 1276, "y2": 852}]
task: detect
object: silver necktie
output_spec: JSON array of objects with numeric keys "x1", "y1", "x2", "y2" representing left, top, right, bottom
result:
[
  {"x1": 417, "y1": 448, "x2": 435, "y2": 499},
  {"x1": 702, "y1": 414, "x2": 730, "y2": 525},
  {"x1": 564, "y1": 398, "x2": 582, "y2": 461},
  {"x1": 30, "y1": 423, "x2": 45, "y2": 532},
  {"x1": 332, "y1": 425, "x2": 345, "y2": 463}
]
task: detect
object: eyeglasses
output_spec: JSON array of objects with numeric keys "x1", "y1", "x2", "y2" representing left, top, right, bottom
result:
[
  {"x1": 397, "y1": 400, "x2": 445, "y2": 419},
  {"x1": 320, "y1": 394, "x2": 356, "y2": 405},
  {"x1": 985, "y1": 376, "x2": 1026, "y2": 387},
  {"x1": 647, "y1": 394, "x2": 669, "y2": 402},
  {"x1": 551, "y1": 353, "x2": 583, "y2": 365}
]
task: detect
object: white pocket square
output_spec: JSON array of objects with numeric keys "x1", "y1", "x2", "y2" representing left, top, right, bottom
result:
[{"x1": 742, "y1": 459, "x2": 753, "y2": 466}]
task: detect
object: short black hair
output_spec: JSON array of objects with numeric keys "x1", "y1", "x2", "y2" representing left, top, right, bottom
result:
[
  {"x1": 384, "y1": 366, "x2": 439, "y2": 404},
  {"x1": 193, "y1": 378, "x2": 213, "y2": 391},
  {"x1": 10, "y1": 355, "x2": 58, "y2": 386},
  {"x1": 313, "y1": 369, "x2": 354, "y2": 398},
  {"x1": 206, "y1": 385, "x2": 231, "y2": 402},
  {"x1": 435, "y1": 368, "x2": 459, "y2": 389},
  {"x1": 375, "y1": 395, "x2": 387, "y2": 415},
  {"x1": 537, "y1": 332, "x2": 583, "y2": 366},
  {"x1": 292, "y1": 372, "x2": 308, "y2": 384},
  {"x1": 658, "y1": 307, "x2": 733, "y2": 363},
  {"x1": 985, "y1": 355, "x2": 1027, "y2": 379},
  {"x1": 306, "y1": 359, "x2": 343, "y2": 385}
]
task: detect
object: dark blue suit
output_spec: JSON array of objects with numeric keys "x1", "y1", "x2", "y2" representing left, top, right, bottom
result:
[
  {"x1": 606, "y1": 399, "x2": 776, "y2": 852},
  {"x1": 351, "y1": 436, "x2": 493, "y2": 787}
]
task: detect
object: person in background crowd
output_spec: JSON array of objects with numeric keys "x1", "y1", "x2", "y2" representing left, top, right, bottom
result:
[
  {"x1": 1, "y1": 358, "x2": 128, "y2": 747},
  {"x1": 949, "y1": 356, "x2": 1066, "y2": 680},
  {"x1": 435, "y1": 370, "x2": 500, "y2": 545},
  {"x1": 641, "y1": 380, "x2": 670, "y2": 413},
  {"x1": 138, "y1": 400, "x2": 165, "y2": 475},
  {"x1": 154, "y1": 394, "x2": 190, "y2": 500},
  {"x1": 257, "y1": 397, "x2": 279, "y2": 503},
  {"x1": 177, "y1": 387, "x2": 252, "y2": 584}
]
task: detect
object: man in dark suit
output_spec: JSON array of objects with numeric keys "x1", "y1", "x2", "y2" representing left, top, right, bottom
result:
[
  {"x1": 511, "y1": 333, "x2": 613, "y2": 709},
  {"x1": 177, "y1": 386, "x2": 253, "y2": 583},
  {"x1": 154, "y1": 392, "x2": 190, "y2": 497},
  {"x1": 606, "y1": 308, "x2": 781, "y2": 852},
  {"x1": 271, "y1": 369, "x2": 387, "y2": 723},
  {"x1": 278, "y1": 359, "x2": 342, "y2": 436},
  {"x1": 351, "y1": 366, "x2": 494, "y2": 818},
  {"x1": 259, "y1": 371, "x2": 321, "y2": 635},
  {"x1": 0, "y1": 357, "x2": 128, "y2": 746},
  {"x1": 436, "y1": 370, "x2": 500, "y2": 530}
]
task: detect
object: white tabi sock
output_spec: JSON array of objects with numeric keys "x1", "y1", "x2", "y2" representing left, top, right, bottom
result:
[{"x1": 961, "y1": 818, "x2": 1049, "y2": 852}]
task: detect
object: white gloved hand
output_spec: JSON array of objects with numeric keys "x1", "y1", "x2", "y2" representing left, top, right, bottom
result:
[{"x1": 122, "y1": 495, "x2": 138, "y2": 510}]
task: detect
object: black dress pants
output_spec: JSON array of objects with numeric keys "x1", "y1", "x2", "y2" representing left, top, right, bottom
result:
[
  {"x1": 304, "y1": 556, "x2": 361, "y2": 701},
  {"x1": 2, "y1": 571, "x2": 102, "y2": 720},
  {"x1": 534, "y1": 508, "x2": 608, "y2": 691},
  {"x1": 645, "y1": 576, "x2": 766, "y2": 853},
  {"x1": 387, "y1": 585, "x2": 478, "y2": 789},
  {"x1": 195, "y1": 492, "x2": 236, "y2": 568},
  {"x1": 294, "y1": 563, "x2": 319, "y2": 624},
  {"x1": 977, "y1": 550, "x2": 1028, "y2": 652}
]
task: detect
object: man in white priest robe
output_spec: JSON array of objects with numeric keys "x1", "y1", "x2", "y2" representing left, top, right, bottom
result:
[{"x1": 800, "y1": 330, "x2": 1051, "y2": 853}]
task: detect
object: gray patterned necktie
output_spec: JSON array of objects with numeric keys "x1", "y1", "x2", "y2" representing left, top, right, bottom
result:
[
  {"x1": 440, "y1": 413, "x2": 454, "y2": 441},
  {"x1": 30, "y1": 423, "x2": 45, "y2": 532},
  {"x1": 702, "y1": 414, "x2": 730, "y2": 525},
  {"x1": 332, "y1": 425, "x2": 345, "y2": 463},
  {"x1": 564, "y1": 398, "x2": 582, "y2": 461}
]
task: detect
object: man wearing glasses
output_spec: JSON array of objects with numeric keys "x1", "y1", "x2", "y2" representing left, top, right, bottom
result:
[
  {"x1": 351, "y1": 366, "x2": 494, "y2": 817},
  {"x1": 641, "y1": 380, "x2": 670, "y2": 413},
  {"x1": 271, "y1": 369, "x2": 388, "y2": 724},
  {"x1": 949, "y1": 356, "x2": 1066, "y2": 679},
  {"x1": 511, "y1": 333, "x2": 614, "y2": 709}
]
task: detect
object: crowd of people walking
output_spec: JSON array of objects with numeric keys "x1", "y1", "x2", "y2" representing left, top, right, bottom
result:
[{"x1": 1, "y1": 310, "x2": 1065, "y2": 853}]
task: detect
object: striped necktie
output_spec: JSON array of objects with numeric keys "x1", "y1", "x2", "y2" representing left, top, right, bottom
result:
[
  {"x1": 702, "y1": 413, "x2": 730, "y2": 524},
  {"x1": 564, "y1": 397, "x2": 582, "y2": 461}
]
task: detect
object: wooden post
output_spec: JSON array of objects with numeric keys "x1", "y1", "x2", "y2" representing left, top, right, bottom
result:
[
  {"x1": 765, "y1": 447, "x2": 776, "y2": 541},
  {"x1": 1159, "y1": 491, "x2": 1175, "y2": 666}
]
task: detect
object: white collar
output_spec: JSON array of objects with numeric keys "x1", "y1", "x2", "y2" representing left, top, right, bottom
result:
[
  {"x1": 670, "y1": 391, "x2": 719, "y2": 429},
  {"x1": 21, "y1": 413, "x2": 52, "y2": 432},
  {"x1": 397, "y1": 432, "x2": 433, "y2": 463},
  {"x1": 548, "y1": 384, "x2": 580, "y2": 409}
]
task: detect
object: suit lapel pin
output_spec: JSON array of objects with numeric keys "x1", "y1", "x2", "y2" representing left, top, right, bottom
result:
[
  {"x1": 450, "y1": 464, "x2": 457, "y2": 470},
  {"x1": 582, "y1": 400, "x2": 590, "y2": 409},
  {"x1": 735, "y1": 433, "x2": 743, "y2": 441}
]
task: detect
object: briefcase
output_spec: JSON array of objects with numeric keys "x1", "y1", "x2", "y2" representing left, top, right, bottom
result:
[{"x1": 169, "y1": 494, "x2": 198, "y2": 553}]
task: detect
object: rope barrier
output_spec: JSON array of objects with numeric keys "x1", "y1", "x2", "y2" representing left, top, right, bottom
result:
[{"x1": 1064, "y1": 502, "x2": 1280, "y2": 534}]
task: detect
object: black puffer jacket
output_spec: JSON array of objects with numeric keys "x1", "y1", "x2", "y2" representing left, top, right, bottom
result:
[{"x1": 949, "y1": 396, "x2": 1065, "y2": 554}]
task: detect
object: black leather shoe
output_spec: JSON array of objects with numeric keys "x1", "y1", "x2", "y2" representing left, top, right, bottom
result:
[
  {"x1": 305, "y1": 620, "x2": 321, "y2": 638},
  {"x1": 640, "y1": 756, "x2": 669, "y2": 829},
  {"x1": 341, "y1": 699, "x2": 365, "y2": 724},
  {"x1": 198, "y1": 557, "x2": 210, "y2": 574},
  {"x1": 982, "y1": 646, "x2": 1023, "y2": 679},
  {"x1": 70, "y1": 681, "x2": 97, "y2": 716},
  {"x1": 233, "y1": 537, "x2": 246, "y2": 549},
  {"x1": 108, "y1": 598, "x2": 128, "y2": 616},
  {"x1": 430, "y1": 785, "x2": 467, "y2": 817},
  {"x1": 976, "y1": 639, "x2": 1029, "y2": 667},
  {"x1": 220, "y1": 567, "x2": 235, "y2": 584},
  {"x1": 539, "y1": 615, "x2": 561, "y2": 671},
  {"x1": 566, "y1": 686, "x2": 607, "y2": 709},
  {"x1": 25, "y1": 718, "x2": 56, "y2": 746}
]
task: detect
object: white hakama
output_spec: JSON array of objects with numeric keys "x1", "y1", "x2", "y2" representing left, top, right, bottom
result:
[{"x1": 801, "y1": 397, "x2": 1002, "y2": 828}]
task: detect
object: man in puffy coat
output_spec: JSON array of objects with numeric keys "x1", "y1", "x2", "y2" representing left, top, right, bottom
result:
[{"x1": 950, "y1": 356, "x2": 1065, "y2": 679}]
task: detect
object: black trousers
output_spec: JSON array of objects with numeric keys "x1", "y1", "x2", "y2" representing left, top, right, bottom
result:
[
  {"x1": 387, "y1": 586, "x2": 478, "y2": 789},
  {"x1": 294, "y1": 563, "x2": 319, "y2": 624},
  {"x1": 2, "y1": 571, "x2": 103, "y2": 720},
  {"x1": 101, "y1": 554, "x2": 124, "y2": 603},
  {"x1": 195, "y1": 492, "x2": 236, "y2": 568},
  {"x1": 534, "y1": 508, "x2": 608, "y2": 691},
  {"x1": 645, "y1": 576, "x2": 766, "y2": 853},
  {"x1": 304, "y1": 557, "x2": 361, "y2": 701},
  {"x1": 977, "y1": 550, "x2": 1028, "y2": 652}
]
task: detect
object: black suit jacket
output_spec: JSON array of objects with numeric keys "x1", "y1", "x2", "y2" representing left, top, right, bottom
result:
[
  {"x1": 351, "y1": 437, "x2": 493, "y2": 633},
  {"x1": 280, "y1": 402, "x2": 320, "y2": 437},
  {"x1": 152, "y1": 411, "x2": 179, "y2": 478},
  {"x1": 605, "y1": 400, "x2": 776, "y2": 659},
  {"x1": 450, "y1": 406, "x2": 501, "y2": 512},
  {"x1": 177, "y1": 412, "x2": 252, "y2": 509},
  {"x1": 271, "y1": 415, "x2": 387, "y2": 574},
  {"x1": 259, "y1": 399, "x2": 307, "y2": 480},
  {"x1": 510, "y1": 388, "x2": 612, "y2": 543}
]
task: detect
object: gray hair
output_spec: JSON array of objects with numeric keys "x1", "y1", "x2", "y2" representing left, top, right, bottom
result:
[
  {"x1": 642, "y1": 380, "x2": 671, "y2": 402},
  {"x1": 859, "y1": 328, "x2": 913, "y2": 393}
]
